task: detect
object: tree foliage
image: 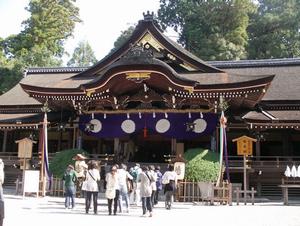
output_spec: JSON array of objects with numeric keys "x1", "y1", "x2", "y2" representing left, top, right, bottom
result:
[
  {"x1": 110, "y1": 26, "x2": 135, "y2": 53},
  {"x1": 2, "y1": 0, "x2": 81, "y2": 67},
  {"x1": 158, "y1": 0, "x2": 256, "y2": 60},
  {"x1": 184, "y1": 148, "x2": 220, "y2": 182},
  {"x1": 0, "y1": 38, "x2": 23, "y2": 94},
  {"x1": 0, "y1": 0, "x2": 81, "y2": 93},
  {"x1": 67, "y1": 40, "x2": 97, "y2": 66},
  {"x1": 248, "y1": 0, "x2": 300, "y2": 59},
  {"x1": 49, "y1": 149, "x2": 87, "y2": 178}
]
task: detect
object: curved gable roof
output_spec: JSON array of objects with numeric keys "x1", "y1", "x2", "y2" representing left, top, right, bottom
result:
[{"x1": 73, "y1": 12, "x2": 223, "y2": 78}]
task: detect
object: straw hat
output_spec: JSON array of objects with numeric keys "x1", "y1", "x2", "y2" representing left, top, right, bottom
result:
[
  {"x1": 73, "y1": 153, "x2": 86, "y2": 160},
  {"x1": 67, "y1": 164, "x2": 74, "y2": 170}
]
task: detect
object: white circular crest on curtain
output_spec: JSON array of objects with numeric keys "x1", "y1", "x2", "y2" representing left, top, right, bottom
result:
[
  {"x1": 193, "y1": 118, "x2": 207, "y2": 133},
  {"x1": 121, "y1": 119, "x2": 136, "y2": 134},
  {"x1": 90, "y1": 119, "x2": 102, "y2": 133},
  {"x1": 156, "y1": 119, "x2": 170, "y2": 133}
]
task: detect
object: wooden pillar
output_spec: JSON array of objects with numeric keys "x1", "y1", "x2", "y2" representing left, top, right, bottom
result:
[
  {"x1": 255, "y1": 139, "x2": 261, "y2": 160},
  {"x1": 57, "y1": 130, "x2": 62, "y2": 151},
  {"x1": 282, "y1": 130, "x2": 291, "y2": 156},
  {"x1": 76, "y1": 129, "x2": 82, "y2": 149},
  {"x1": 1, "y1": 130, "x2": 7, "y2": 152},
  {"x1": 243, "y1": 155, "x2": 247, "y2": 203},
  {"x1": 114, "y1": 138, "x2": 120, "y2": 161},
  {"x1": 37, "y1": 127, "x2": 44, "y2": 195},
  {"x1": 72, "y1": 127, "x2": 76, "y2": 149},
  {"x1": 210, "y1": 131, "x2": 217, "y2": 152},
  {"x1": 97, "y1": 139, "x2": 102, "y2": 154},
  {"x1": 67, "y1": 129, "x2": 72, "y2": 149},
  {"x1": 171, "y1": 138, "x2": 177, "y2": 155}
]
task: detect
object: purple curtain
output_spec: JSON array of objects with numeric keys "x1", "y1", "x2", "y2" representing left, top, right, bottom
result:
[{"x1": 79, "y1": 112, "x2": 217, "y2": 139}]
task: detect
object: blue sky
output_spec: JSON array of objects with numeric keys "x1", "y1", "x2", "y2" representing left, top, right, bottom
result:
[{"x1": 0, "y1": 0, "x2": 172, "y2": 63}]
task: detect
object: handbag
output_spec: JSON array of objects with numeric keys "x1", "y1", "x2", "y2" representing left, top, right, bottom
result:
[
  {"x1": 105, "y1": 189, "x2": 116, "y2": 199},
  {"x1": 127, "y1": 179, "x2": 133, "y2": 193},
  {"x1": 81, "y1": 180, "x2": 87, "y2": 191}
]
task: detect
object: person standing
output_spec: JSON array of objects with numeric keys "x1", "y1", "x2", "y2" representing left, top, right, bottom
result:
[
  {"x1": 138, "y1": 166, "x2": 155, "y2": 217},
  {"x1": 154, "y1": 165, "x2": 162, "y2": 205},
  {"x1": 162, "y1": 165, "x2": 177, "y2": 210},
  {"x1": 0, "y1": 159, "x2": 4, "y2": 226},
  {"x1": 73, "y1": 154, "x2": 88, "y2": 196},
  {"x1": 105, "y1": 166, "x2": 119, "y2": 215},
  {"x1": 118, "y1": 164, "x2": 133, "y2": 213},
  {"x1": 129, "y1": 163, "x2": 142, "y2": 205},
  {"x1": 62, "y1": 165, "x2": 77, "y2": 209},
  {"x1": 85, "y1": 160, "x2": 100, "y2": 214},
  {"x1": 149, "y1": 165, "x2": 157, "y2": 207}
]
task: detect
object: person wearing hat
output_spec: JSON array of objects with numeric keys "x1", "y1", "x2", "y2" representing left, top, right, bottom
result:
[
  {"x1": 63, "y1": 164, "x2": 77, "y2": 209},
  {"x1": 73, "y1": 154, "x2": 88, "y2": 195}
]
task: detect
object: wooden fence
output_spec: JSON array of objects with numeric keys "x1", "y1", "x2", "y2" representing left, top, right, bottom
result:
[
  {"x1": 50, "y1": 177, "x2": 65, "y2": 197},
  {"x1": 177, "y1": 180, "x2": 232, "y2": 205},
  {"x1": 49, "y1": 178, "x2": 233, "y2": 205}
]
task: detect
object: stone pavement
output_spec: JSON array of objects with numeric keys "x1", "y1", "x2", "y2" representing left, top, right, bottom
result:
[{"x1": 2, "y1": 193, "x2": 300, "y2": 226}]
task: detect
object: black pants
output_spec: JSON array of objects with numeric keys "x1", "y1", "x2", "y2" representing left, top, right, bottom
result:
[
  {"x1": 107, "y1": 190, "x2": 120, "y2": 215},
  {"x1": 151, "y1": 190, "x2": 156, "y2": 206},
  {"x1": 85, "y1": 191, "x2": 98, "y2": 214},
  {"x1": 154, "y1": 189, "x2": 160, "y2": 205},
  {"x1": 141, "y1": 197, "x2": 152, "y2": 215},
  {"x1": 0, "y1": 199, "x2": 4, "y2": 226}
]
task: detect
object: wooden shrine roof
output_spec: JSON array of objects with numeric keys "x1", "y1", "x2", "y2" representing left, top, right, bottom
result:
[
  {"x1": 211, "y1": 59, "x2": 300, "y2": 101},
  {"x1": 242, "y1": 110, "x2": 300, "y2": 129},
  {"x1": 0, "y1": 83, "x2": 41, "y2": 108}
]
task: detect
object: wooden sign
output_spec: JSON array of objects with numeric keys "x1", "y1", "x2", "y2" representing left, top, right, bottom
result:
[
  {"x1": 174, "y1": 162, "x2": 185, "y2": 180},
  {"x1": 23, "y1": 170, "x2": 40, "y2": 197},
  {"x1": 15, "y1": 138, "x2": 37, "y2": 159},
  {"x1": 232, "y1": 135, "x2": 257, "y2": 156}
]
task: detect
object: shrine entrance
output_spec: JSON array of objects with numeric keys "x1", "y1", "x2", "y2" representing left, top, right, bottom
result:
[{"x1": 79, "y1": 112, "x2": 218, "y2": 163}]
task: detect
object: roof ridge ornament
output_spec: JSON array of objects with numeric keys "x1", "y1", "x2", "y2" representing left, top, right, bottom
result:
[
  {"x1": 143, "y1": 11, "x2": 154, "y2": 21},
  {"x1": 122, "y1": 44, "x2": 153, "y2": 62}
]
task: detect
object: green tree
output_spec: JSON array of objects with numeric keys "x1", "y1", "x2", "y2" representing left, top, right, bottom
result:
[
  {"x1": 67, "y1": 40, "x2": 97, "y2": 66},
  {"x1": 49, "y1": 149, "x2": 87, "y2": 178},
  {"x1": 3, "y1": 0, "x2": 81, "y2": 67},
  {"x1": 184, "y1": 148, "x2": 220, "y2": 182},
  {"x1": 248, "y1": 0, "x2": 300, "y2": 59},
  {"x1": 158, "y1": 0, "x2": 256, "y2": 60},
  {"x1": 110, "y1": 26, "x2": 135, "y2": 53},
  {"x1": 0, "y1": 38, "x2": 23, "y2": 94}
]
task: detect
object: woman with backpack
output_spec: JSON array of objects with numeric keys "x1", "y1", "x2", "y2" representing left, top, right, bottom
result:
[{"x1": 63, "y1": 165, "x2": 77, "y2": 209}]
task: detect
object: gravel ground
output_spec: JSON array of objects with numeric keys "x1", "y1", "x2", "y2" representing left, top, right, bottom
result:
[{"x1": 2, "y1": 193, "x2": 300, "y2": 226}]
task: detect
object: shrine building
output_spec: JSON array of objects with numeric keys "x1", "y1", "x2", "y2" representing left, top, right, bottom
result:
[{"x1": 0, "y1": 12, "x2": 299, "y2": 196}]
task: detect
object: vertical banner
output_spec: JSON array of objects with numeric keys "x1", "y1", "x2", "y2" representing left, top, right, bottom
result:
[
  {"x1": 217, "y1": 111, "x2": 230, "y2": 186},
  {"x1": 223, "y1": 125, "x2": 230, "y2": 182},
  {"x1": 42, "y1": 113, "x2": 52, "y2": 191}
]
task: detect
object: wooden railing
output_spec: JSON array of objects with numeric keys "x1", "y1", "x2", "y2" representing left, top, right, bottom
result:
[
  {"x1": 228, "y1": 155, "x2": 300, "y2": 170},
  {"x1": 0, "y1": 152, "x2": 56, "y2": 166},
  {"x1": 177, "y1": 180, "x2": 232, "y2": 205},
  {"x1": 51, "y1": 177, "x2": 65, "y2": 197}
]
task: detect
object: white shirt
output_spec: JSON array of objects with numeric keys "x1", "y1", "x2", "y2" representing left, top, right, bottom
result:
[
  {"x1": 162, "y1": 171, "x2": 177, "y2": 185},
  {"x1": 85, "y1": 168, "x2": 100, "y2": 192},
  {"x1": 75, "y1": 160, "x2": 88, "y2": 178},
  {"x1": 118, "y1": 169, "x2": 133, "y2": 186}
]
